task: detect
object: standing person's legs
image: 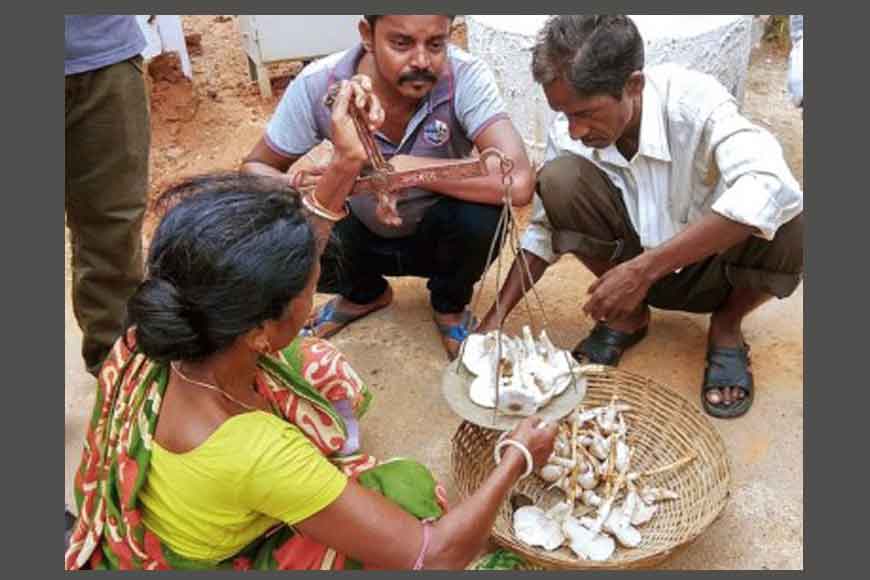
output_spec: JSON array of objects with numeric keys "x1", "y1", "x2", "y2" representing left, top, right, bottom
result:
[
  {"x1": 65, "y1": 56, "x2": 150, "y2": 377},
  {"x1": 303, "y1": 211, "x2": 395, "y2": 338},
  {"x1": 408, "y1": 197, "x2": 503, "y2": 358}
]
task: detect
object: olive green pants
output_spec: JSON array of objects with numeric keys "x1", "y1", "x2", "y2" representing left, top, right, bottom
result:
[
  {"x1": 66, "y1": 56, "x2": 150, "y2": 375},
  {"x1": 537, "y1": 155, "x2": 804, "y2": 313}
]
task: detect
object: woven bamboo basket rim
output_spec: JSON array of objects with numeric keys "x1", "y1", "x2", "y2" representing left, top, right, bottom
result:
[{"x1": 451, "y1": 365, "x2": 732, "y2": 570}]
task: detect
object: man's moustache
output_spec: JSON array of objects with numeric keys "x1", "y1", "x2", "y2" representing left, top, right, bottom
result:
[{"x1": 399, "y1": 71, "x2": 438, "y2": 84}]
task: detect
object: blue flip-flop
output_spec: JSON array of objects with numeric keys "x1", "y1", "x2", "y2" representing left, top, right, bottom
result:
[
  {"x1": 435, "y1": 310, "x2": 478, "y2": 360},
  {"x1": 300, "y1": 297, "x2": 388, "y2": 339}
]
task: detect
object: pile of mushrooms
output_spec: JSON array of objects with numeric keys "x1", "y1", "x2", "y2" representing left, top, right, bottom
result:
[
  {"x1": 512, "y1": 397, "x2": 695, "y2": 561},
  {"x1": 461, "y1": 326, "x2": 582, "y2": 416}
]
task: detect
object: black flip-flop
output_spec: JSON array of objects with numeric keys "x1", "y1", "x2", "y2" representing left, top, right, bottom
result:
[
  {"x1": 572, "y1": 323, "x2": 649, "y2": 366},
  {"x1": 702, "y1": 343, "x2": 754, "y2": 419}
]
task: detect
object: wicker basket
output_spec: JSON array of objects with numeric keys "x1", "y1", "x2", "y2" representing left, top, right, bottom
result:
[{"x1": 451, "y1": 365, "x2": 731, "y2": 569}]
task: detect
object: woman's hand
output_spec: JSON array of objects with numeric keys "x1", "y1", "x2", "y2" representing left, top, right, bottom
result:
[
  {"x1": 328, "y1": 76, "x2": 384, "y2": 166},
  {"x1": 505, "y1": 415, "x2": 558, "y2": 471},
  {"x1": 292, "y1": 413, "x2": 558, "y2": 570},
  {"x1": 348, "y1": 74, "x2": 385, "y2": 132},
  {"x1": 288, "y1": 163, "x2": 328, "y2": 191}
]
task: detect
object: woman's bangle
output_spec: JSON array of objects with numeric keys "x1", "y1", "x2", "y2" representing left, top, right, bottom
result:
[
  {"x1": 412, "y1": 522, "x2": 432, "y2": 570},
  {"x1": 302, "y1": 192, "x2": 349, "y2": 222},
  {"x1": 493, "y1": 438, "x2": 534, "y2": 480}
]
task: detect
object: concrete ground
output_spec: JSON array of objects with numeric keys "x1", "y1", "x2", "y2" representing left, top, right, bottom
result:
[{"x1": 65, "y1": 36, "x2": 803, "y2": 570}]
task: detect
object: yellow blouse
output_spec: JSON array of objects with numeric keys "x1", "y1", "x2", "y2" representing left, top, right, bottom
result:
[{"x1": 139, "y1": 411, "x2": 347, "y2": 563}]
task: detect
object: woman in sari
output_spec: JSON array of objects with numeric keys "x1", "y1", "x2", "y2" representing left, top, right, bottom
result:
[{"x1": 65, "y1": 79, "x2": 558, "y2": 570}]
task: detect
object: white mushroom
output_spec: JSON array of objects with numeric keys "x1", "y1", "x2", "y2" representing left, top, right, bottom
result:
[
  {"x1": 548, "y1": 456, "x2": 577, "y2": 469},
  {"x1": 630, "y1": 500, "x2": 658, "y2": 526},
  {"x1": 546, "y1": 500, "x2": 574, "y2": 522},
  {"x1": 523, "y1": 358, "x2": 569, "y2": 401},
  {"x1": 522, "y1": 326, "x2": 540, "y2": 359},
  {"x1": 548, "y1": 473, "x2": 571, "y2": 494},
  {"x1": 611, "y1": 524, "x2": 642, "y2": 549},
  {"x1": 497, "y1": 386, "x2": 539, "y2": 416},
  {"x1": 514, "y1": 506, "x2": 565, "y2": 551},
  {"x1": 467, "y1": 329, "x2": 585, "y2": 414},
  {"x1": 577, "y1": 464, "x2": 599, "y2": 490},
  {"x1": 603, "y1": 505, "x2": 643, "y2": 548},
  {"x1": 622, "y1": 487, "x2": 639, "y2": 518},
  {"x1": 540, "y1": 330, "x2": 582, "y2": 375},
  {"x1": 599, "y1": 403, "x2": 619, "y2": 435},
  {"x1": 553, "y1": 436, "x2": 571, "y2": 456},
  {"x1": 585, "y1": 534, "x2": 617, "y2": 561},
  {"x1": 578, "y1": 515, "x2": 599, "y2": 530},
  {"x1": 617, "y1": 413, "x2": 628, "y2": 437},
  {"x1": 639, "y1": 486, "x2": 680, "y2": 504},
  {"x1": 468, "y1": 372, "x2": 498, "y2": 408},
  {"x1": 580, "y1": 490, "x2": 602, "y2": 507},
  {"x1": 614, "y1": 440, "x2": 631, "y2": 474},
  {"x1": 590, "y1": 434, "x2": 611, "y2": 460},
  {"x1": 509, "y1": 397, "x2": 685, "y2": 560},
  {"x1": 539, "y1": 464, "x2": 565, "y2": 483},
  {"x1": 574, "y1": 409, "x2": 598, "y2": 427},
  {"x1": 500, "y1": 335, "x2": 520, "y2": 362},
  {"x1": 460, "y1": 332, "x2": 498, "y2": 376},
  {"x1": 538, "y1": 329, "x2": 559, "y2": 358},
  {"x1": 562, "y1": 516, "x2": 615, "y2": 561}
]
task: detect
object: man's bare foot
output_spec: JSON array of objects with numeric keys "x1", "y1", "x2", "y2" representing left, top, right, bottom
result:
[{"x1": 302, "y1": 285, "x2": 393, "y2": 339}]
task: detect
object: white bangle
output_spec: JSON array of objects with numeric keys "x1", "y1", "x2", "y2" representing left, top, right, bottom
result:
[
  {"x1": 494, "y1": 438, "x2": 534, "y2": 480},
  {"x1": 302, "y1": 192, "x2": 349, "y2": 222}
]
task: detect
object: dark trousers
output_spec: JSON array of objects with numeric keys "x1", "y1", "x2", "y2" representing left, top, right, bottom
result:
[
  {"x1": 66, "y1": 56, "x2": 150, "y2": 375},
  {"x1": 537, "y1": 155, "x2": 804, "y2": 313},
  {"x1": 318, "y1": 197, "x2": 503, "y2": 314}
]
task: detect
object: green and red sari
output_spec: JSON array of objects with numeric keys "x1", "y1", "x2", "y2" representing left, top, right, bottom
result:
[{"x1": 65, "y1": 329, "x2": 448, "y2": 570}]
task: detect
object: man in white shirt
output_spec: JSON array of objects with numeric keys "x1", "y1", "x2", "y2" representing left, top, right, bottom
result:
[{"x1": 478, "y1": 16, "x2": 803, "y2": 419}]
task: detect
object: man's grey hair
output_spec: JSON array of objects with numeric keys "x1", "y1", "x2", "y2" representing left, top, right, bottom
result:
[{"x1": 531, "y1": 15, "x2": 644, "y2": 99}]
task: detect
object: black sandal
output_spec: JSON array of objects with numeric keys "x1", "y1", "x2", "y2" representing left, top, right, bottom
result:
[
  {"x1": 702, "y1": 344, "x2": 754, "y2": 419},
  {"x1": 572, "y1": 323, "x2": 648, "y2": 366}
]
